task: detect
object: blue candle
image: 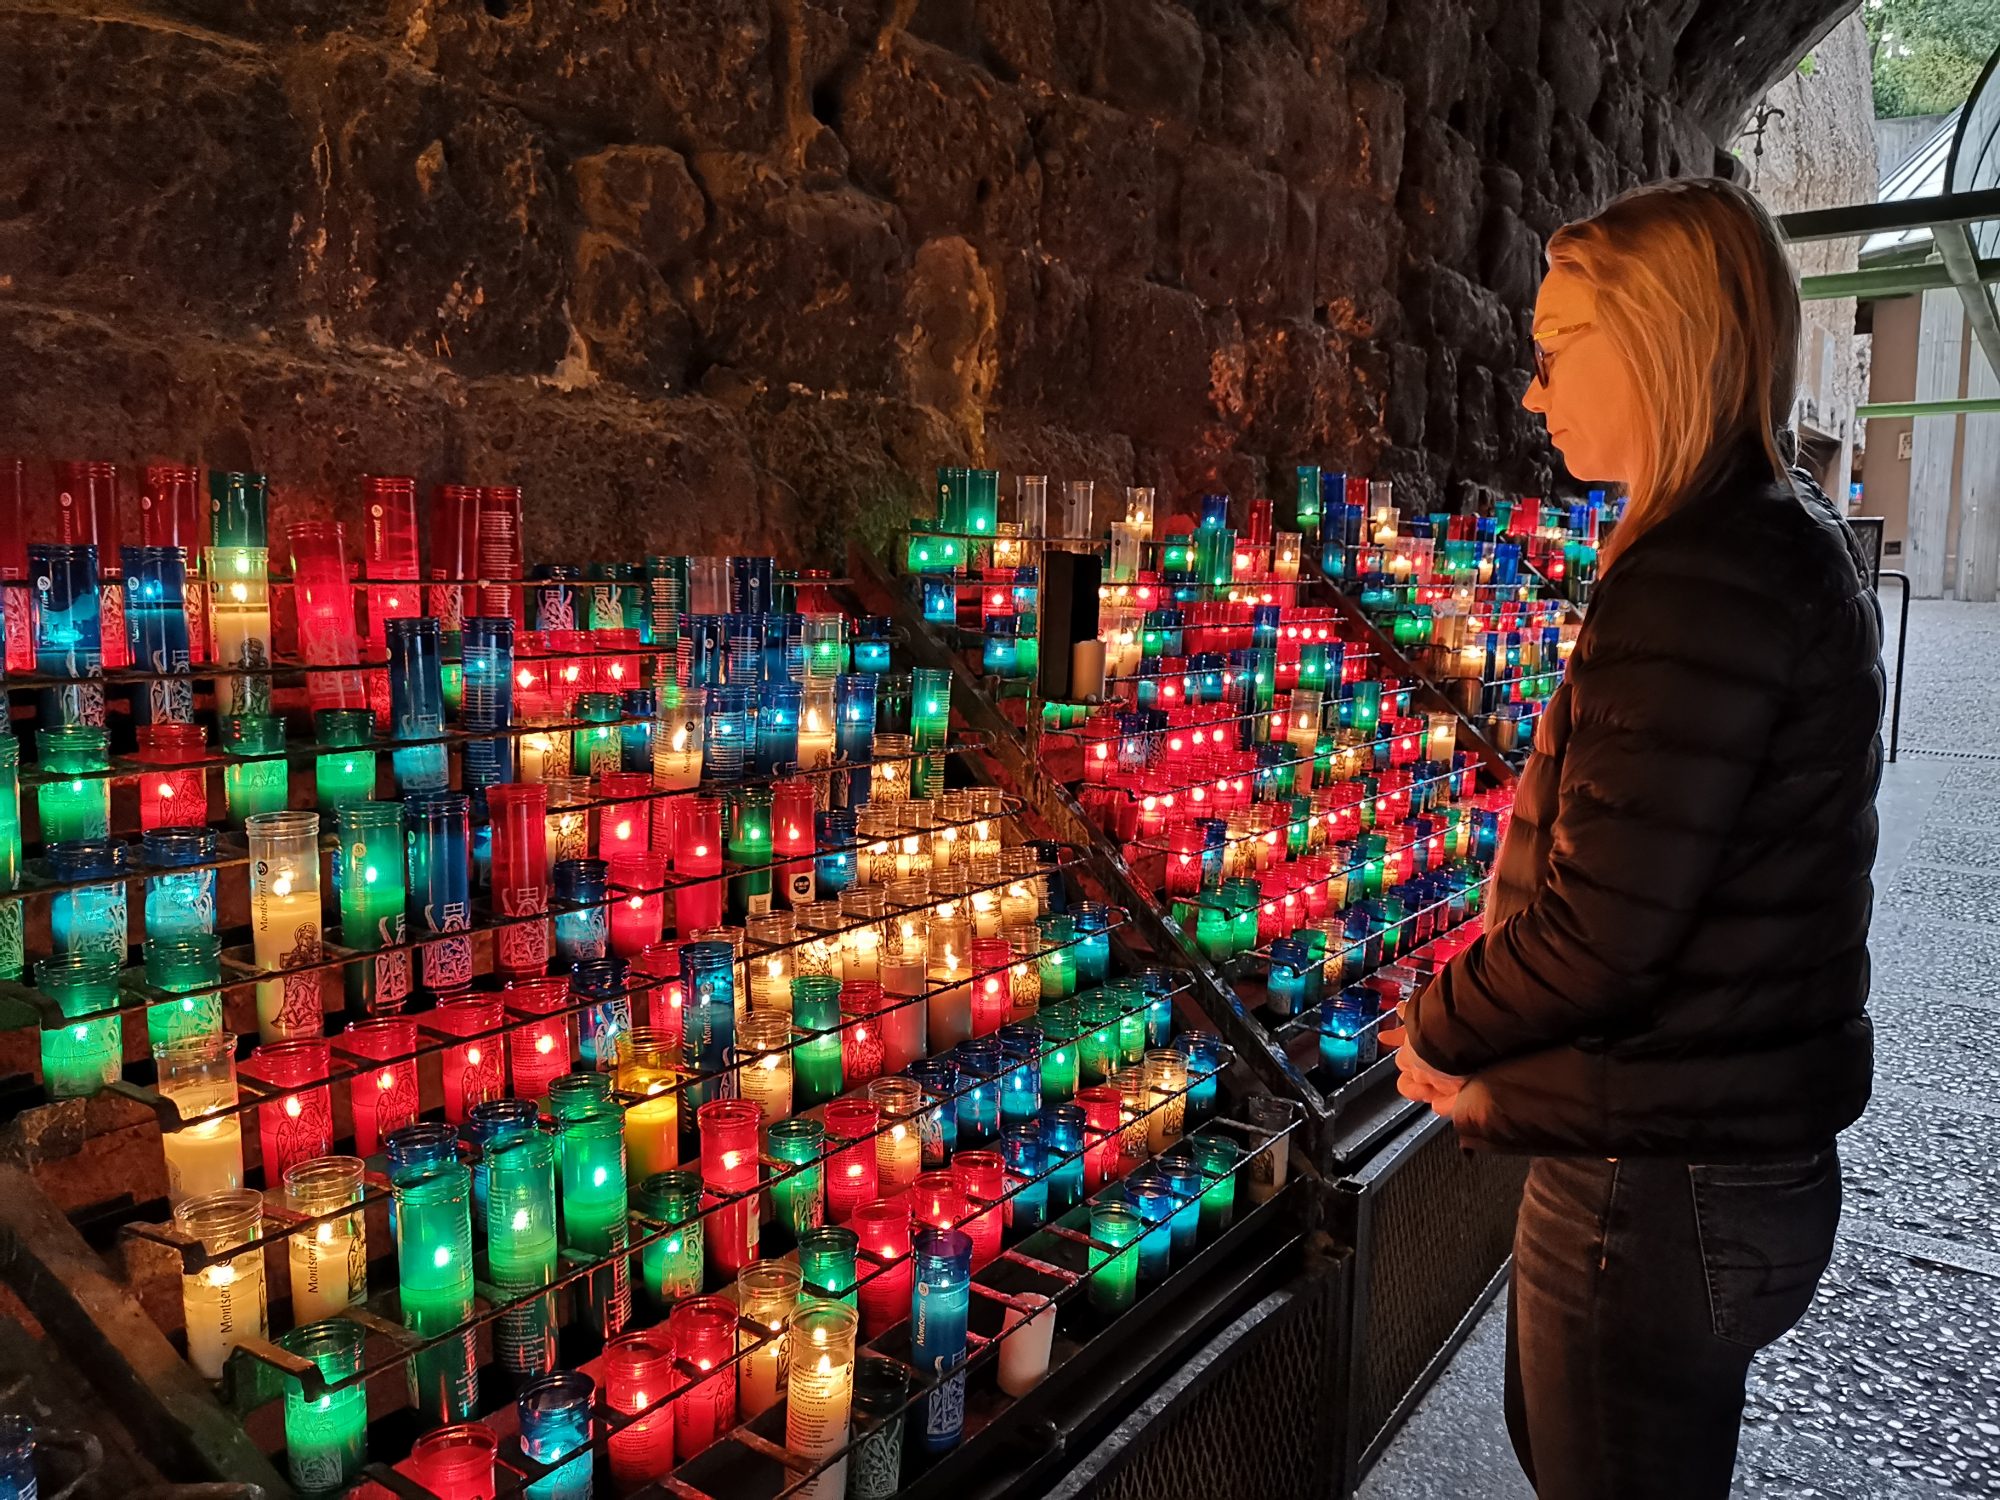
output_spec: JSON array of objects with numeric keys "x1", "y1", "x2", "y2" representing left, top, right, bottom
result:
[
  {"x1": 814, "y1": 810, "x2": 856, "y2": 897},
  {"x1": 679, "y1": 940, "x2": 736, "y2": 1109},
  {"x1": 908, "y1": 1058, "x2": 959, "y2": 1168},
  {"x1": 385, "y1": 618, "x2": 448, "y2": 794},
  {"x1": 30, "y1": 543, "x2": 104, "y2": 727},
  {"x1": 619, "y1": 689, "x2": 654, "y2": 773},
  {"x1": 1173, "y1": 1031, "x2": 1231, "y2": 1123},
  {"x1": 1157, "y1": 1158, "x2": 1203, "y2": 1257},
  {"x1": 853, "y1": 617, "x2": 894, "y2": 674},
  {"x1": 517, "y1": 1371, "x2": 595, "y2": 1500},
  {"x1": 954, "y1": 1039, "x2": 1002, "y2": 1144},
  {"x1": 997, "y1": 1026, "x2": 1043, "y2": 1125},
  {"x1": 912, "y1": 1227, "x2": 972, "y2": 1452},
  {"x1": 921, "y1": 578, "x2": 956, "y2": 623},
  {"x1": 1124, "y1": 1170, "x2": 1176, "y2": 1282},
  {"x1": 683, "y1": 613, "x2": 725, "y2": 689},
  {"x1": 1140, "y1": 968, "x2": 1175, "y2": 1048},
  {"x1": 460, "y1": 616, "x2": 515, "y2": 791},
  {"x1": 756, "y1": 683, "x2": 800, "y2": 774},
  {"x1": 701, "y1": 685, "x2": 750, "y2": 782},
  {"x1": 551, "y1": 859, "x2": 610, "y2": 967},
  {"x1": 835, "y1": 674, "x2": 877, "y2": 804},
  {"x1": 569, "y1": 956, "x2": 631, "y2": 1072},
  {"x1": 141, "y1": 827, "x2": 216, "y2": 942},
  {"x1": 47, "y1": 839, "x2": 130, "y2": 962},
  {"x1": 405, "y1": 791, "x2": 473, "y2": 996},
  {"x1": 1001, "y1": 1121, "x2": 1047, "y2": 1231},
  {"x1": 1038, "y1": 1104, "x2": 1087, "y2": 1214},
  {"x1": 121, "y1": 545, "x2": 194, "y2": 724},
  {"x1": 1319, "y1": 986, "x2": 1380, "y2": 1080},
  {"x1": 1071, "y1": 902, "x2": 1112, "y2": 987}
]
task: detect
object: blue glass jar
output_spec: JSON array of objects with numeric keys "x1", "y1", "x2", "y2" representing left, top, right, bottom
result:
[
  {"x1": 569, "y1": 956, "x2": 631, "y2": 1072},
  {"x1": 912, "y1": 1227, "x2": 973, "y2": 1452},
  {"x1": 518, "y1": 1371, "x2": 595, "y2": 1500},
  {"x1": 1156, "y1": 1158, "x2": 1204, "y2": 1257},
  {"x1": 853, "y1": 617, "x2": 894, "y2": 675},
  {"x1": 406, "y1": 791, "x2": 473, "y2": 996},
  {"x1": 814, "y1": 809, "x2": 857, "y2": 897},
  {"x1": 1001, "y1": 1121, "x2": 1047, "y2": 1231},
  {"x1": 47, "y1": 839, "x2": 130, "y2": 962},
  {"x1": 679, "y1": 940, "x2": 736, "y2": 1109},
  {"x1": 1139, "y1": 967, "x2": 1176, "y2": 1048},
  {"x1": 835, "y1": 673, "x2": 878, "y2": 805},
  {"x1": 908, "y1": 1057, "x2": 959, "y2": 1168},
  {"x1": 701, "y1": 685, "x2": 751, "y2": 782},
  {"x1": 465, "y1": 1097, "x2": 539, "y2": 1227},
  {"x1": 460, "y1": 616, "x2": 516, "y2": 790},
  {"x1": 954, "y1": 1038, "x2": 1003, "y2": 1144},
  {"x1": 0, "y1": 1412, "x2": 35, "y2": 1500},
  {"x1": 1319, "y1": 986, "x2": 1380, "y2": 1081},
  {"x1": 551, "y1": 859, "x2": 610, "y2": 967},
  {"x1": 1038, "y1": 1103, "x2": 1087, "y2": 1213},
  {"x1": 730, "y1": 554, "x2": 776, "y2": 617},
  {"x1": 619, "y1": 689, "x2": 655, "y2": 773},
  {"x1": 683, "y1": 613, "x2": 725, "y2": 689},
  {"x1": 1071, "y1": 901, "x2": 1112, "y2": 987},
  {"x1": 755, "y1": 683, "x2": 800, "y2": 775},
  {"x1": 29, "y1": 542, "x2": 103, "y2": 681},
  {"x1": 996, "y1": 1025, "x2": 1043, "y2": 1125},
  {"x1": 122, "y1": 544, "x2": 194, "y2": 723},
  {"x1": 981, "y1": 617, "x2": 1019, "y2": 679},
  {"x1": 921, "y1": 578, "x2": 957, "y2": 624},
  {"x1": 532, "y1": 565, "x2": 581, "y2": 631},
  {"x1": 141, "y1": 826, "x2": 216, "y2": 942},
  {"x1": 385, "y1": 617, "x2": 448, "y2": 794},
  {"x1": 1124, "y1": 1169, "x2": 1177, "y2": 1281},
  {"x1": 1173, "y1": 1030, "x2": 1231, "y2": 1123}
]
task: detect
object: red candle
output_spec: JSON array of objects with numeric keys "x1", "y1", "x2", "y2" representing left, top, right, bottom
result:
[
  {"x1": 596, "y1": 770, "x2": 652, "y2": 859},
  {"x1": 409, "y1": 1425, "x2": 497, "y2": 1500},
  {"x1": 950, "y1": 1149, "x2": 1004, "y2": 1269},
  {"x1": 1165, "y1": 825, "x2": 1205, "y2": 897},
  {"x1": 603, "y1": 1330, "x2": 677, "y2": 1487},
  {"x1": 246, "y1": 1039, "x2": 333, "y2": 1182},
  {"x1": 1074, "y1": 1086, "x2": 1123, "y2": 1191},
  {"x1": 665, "y1": 1297, "x2": 738, "y2": 1460},
  {"x1": 839, "y1": 984, "x2": 887, "y2": 1088},
  {"x1": 135, "y1": 722, "x2": 208, "y2": 831},
  {"x1": 475, "y1": 485, "x2": 523, "y2": 624},
  {"x1": 824, "y1": 1098, "x2": 881, "y2": 1221},
  {"x1": 970, "y1": 939, "x2": 1011, "y2": 1037},
  {"x1": 592, "y1": 628, "x2": 642, "y2": 695},
  {"x1": 427, "y1": 997, "x2": 504, "y2": 1124},
  {"x1": 635, "y1": 942, "x2": 686, "y2": 1046},
  {"x1": 608, "y1": 851, "x2": 669, "y2": 958},
  {"x1": 427, "y1": 483, "x2": 479, "y2": 632},
  {"x1": 912, "y1": 1170, "x2": 966, "y2": 1231},
  {"x1": 337, "y1": 1016, "x2": 420, "y2": 1156},
  {"x1": 1, "y1": 461, "x2": 28, "y2": 674},
  {"x1": 503, "y1": 976, "x2": 573, "y2": 1101},
  {"x1": 769, "y1": 779, "x2": 816, "y2": 908},
  {"x1": 698, "y1": 1098, "x2": 761, "y2": 1278},
  {"x1": 487, "y1": 782, "x2": 551, "y2": 980},
  {"x1": 674, "y1": 797, "x2": 725, "y2": 934},
  {"x1": 546, "y1": 628, "x2": 593, "y2": 711},
  {"x1": 852, "y1": 1198, "x2": 914, "y2": 1338},
  {"x1": 287, "y1": 521, "x2": 367, "y2": 712}
]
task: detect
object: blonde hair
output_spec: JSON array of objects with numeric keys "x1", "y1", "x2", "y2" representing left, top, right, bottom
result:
[{"x1": 1546, "y1": 178, "x2": 1799, "y2": 560}]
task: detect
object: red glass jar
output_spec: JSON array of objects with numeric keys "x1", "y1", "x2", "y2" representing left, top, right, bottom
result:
[
  {"x1": 486, "y1": 783, "x2": 551, "y2": 979},
  {"x1": 950, "y1": 1149, "x2": 1005, "y2": 1269},
  {"x1": 603, "y1": 1329, "x2": 678, "y2": 1486},
  {"x1": 608, "y1": 851, "x2": 669, "y2": 958},
  {"x1": 596, "y1": 770, "x2": 652, "y2": 860},
  {"x1": 674, "y1": 797, "x2": 725, "y2": 933},
  {"x1": 698, "y1": 1098, "x2": 761, "y2": 1277},
  {"x1": 135, "y1": 722, "x2": 209, "y2": 831},
  {"x1": 852, "y1": 1198, "x2": 914, "y2": 1338},
  {"x1": 247, "y1": 1038, "x2": 332, "y2": 1181},
  {"x1": 665, "y1": 1297, "x2": 738, "y2": 1460},
  {"x1": 824, "y1": 1098, "x2": 881, "y2": 1221},
  {"x1": 503, "y1": 976, "x2": 573, "y2": 1100},
  {"x1": 336, "y1": 1016, "x2": 420, "y2": 1156}
]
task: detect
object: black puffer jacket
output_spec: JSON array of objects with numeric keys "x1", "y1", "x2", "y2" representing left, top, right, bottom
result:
[{"x1": 1407, "y1": 456, "x2": 1882, "y2": 1157}]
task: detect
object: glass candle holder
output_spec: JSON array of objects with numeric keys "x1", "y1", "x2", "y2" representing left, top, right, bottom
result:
[
  {"x1": 35, "y1": 956, "x2": 125, "y2": 1097},
  {"x1": 175, "y1": 1188, "x2": 267, "y2": 1380},
  {"x1": 790, "y1": 974, "x2": 843, "y2": 1109},
  {"x1": 411, "y1": 1424, "x2": 498, "y2": 1500},
  {"x1": 551, "y1": 856, "x2": 611, "y2": 970},
  {"x1": 824, "y1": 1097, "x2": 881, "y2": 1222},
  {"x1": 135, "y1": 722, "x2": 207, "y2": 830},
  {"x1": 912, "y1": 1226, "x2": 973, "y2": 1452},
  {"x1": 949, "y1": 1148, "x2": 1004, "y2": 1269},
  {"x1": 337, "y1": 1016, "x2": 420, "y2": 1156},
  {"x1": 220, "y1": 713, "x2": 289, "y2": 824},
  {"x1": 634, "y1": 1169, "x2": 705, "y2": 1310},
  {"x1": 604, "y1": 1331, "x2": 677, "y2": 1489},
  {"x1": 287, "y1": 522, "x2": 365, "y2": 713},
  {"x1": 36, "y1": 725, "x2": 110, "y2": 842},
  {"x1": 596, "y1": 769, "x2": 651, "y2": 862},
  {"x1": 396, "y1": 1161, "x2": 479, "y2": 1422},
  {"x1": 1039, "y1": 1103, "x2": 1088, "y2": 1214},
  {"x1": 673, "y1": 796, "x2": 725, "y2": 933},
  {"x1": 284, "y1": 1155, "x2": 366, "y2": 1325},
  {"x1": 608, "y1": 850, "x2": 668, "y2": 958},
  {"x1": 143, "y1": 933, "x2": 223, "y2": 1047},
  {"x1": 30, "y1": 541, "x2": 105, "y2": 704},
  {"x1": 1087, "y1": 1201, "x2": 1142, "y2": 1315},
  {"x1": 698, "y1": 1096, "x2": 761, "y2": 1278},
  {"x1": 336, "y1": 802, "x2": 412, "y2": 1018},
  {"x1": 787, "y1": 1298, "x2": 860, "y2": 1500},
  {"x1": 311, "y1": 708, "x2": 378, "y2": 814},
  {"x1": 867, "y1": 1076, "x2": 924, "y2": 1193},
  {"x1": 734, "y1": 1258, "x2": 800, "y2": 1420},
  {"x1": 518, "y1": 1371, "x2": 594, "y2": 1500},
  {"x1": 850, "y1": 1198, "x2": 913, "y2": 1341},
  {"x1": 998, "y1": 1026, "x2": 1044, "y2": 1125},
  {"x1": 247, "y1": 811, "x2": 324, "y2": 1043},
  {"x1": 766, "y1": 1115, "x2": 826, "y2": 1240},
  {"x1": 504, "y1": 976, "x2": 573, "y2": 1101},
  {"x1": 735, "y1": 1010, "x2": 792, "y2": 1132},
  {"x1": 849, "y1": 1356, "x2": 911, "y2": 1500},
  {"x1": 485, "y1": 782, "x2": 551, "y2": 979},
  {"x1": 486, "y1": 1131, "x2": 559, "y2": 1377},
  {"x1": 0, "y1": 734, "x2": 18, "y2": 982},
  {"x1": 1245, "y1": 1094, "x2": 1298, "y2": 1204},
  {"x1": 1124, "y1": 1170, "x2": 1176, "y2": 1283},
  {"x1": 427, "y1": 995, "x2": 503, "y2": 1123},
  {"x1": 617, "y1": 1025, "x2": 681, "y2": 1180},
  {"x1": 559, "y1": 1101, "x2": 633, "y2": 1334},
  {"x1": 652, "y1": 689, "x2": 704, "y2": 790},
  {"x1": 666, "y1": 1295, "x2": 739, "y2": 1460},
  {"x1": 680, "y1": 939, "x2": 737, "y2": 1109},
  {"x1": 770, "y1": 780, "x2": 818, "y2": 908},
  {"x1": 248, "y1": 1039, "x2": 333, "y2": 1184},
  {"x1": 1188, "y1": 1135, "x2": 1242, "y2": 1233},
  {"x1": 406, "y1": 791, "x2": 474, "y2": 997},
  {"x1": 278, "y1": 1319, "x2": 368, "y2": 1495},
  {"x1": 384, "y1": 617, "x2": 448, "y2": 793},
  {"x1": 1142, "y1": 1048, "x2": 1189, "y2": 1154},
  {"x1": 46, "y1": 838, "x2": 130, "y2": 963},
  {"x1": 1001, "y1": 1121, "x2": 1047, "y2": 1231},
  {"x1": 1074, "y1": 1086, "x2": 1122, "y2": 1192},
  {"x1": 155, "y1": 1031, "x2": 243, "y2": 1204},
  {"x1": 725, "y1": 786, "x2": 773, "y2": 923},
  {"x1": 702, "y1": 684, "x2": 751, "y2": 782},
  {"x1": 840, "y1": 981, "x2": 888, "y2": 1088},
  {"x1": 206, "y1": 541, "x2": 272, "y2": 718}
]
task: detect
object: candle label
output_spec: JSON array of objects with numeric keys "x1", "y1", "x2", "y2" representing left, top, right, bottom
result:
[
  {"x1": 100, "y1": 583, "x2": 127, "y2": 665},
  {"x1": 148, "y1": 674, "x2": 196, "y2": 724},
  {"x1": 422, "y1": 904, "x2": 474, "y2": 990},
  {"x1": 372, "y1": 946, "x2": 413, "y2": 1009},
  {"x1": 849, "y1": 1419, "x2": 905, "y2": 1500},
  {"x1": 276, "y1": 952, "x2": 325, "y2": 1038},
  {"x1": 496, "y1": 887, "x2": 550, "y2": 972}
]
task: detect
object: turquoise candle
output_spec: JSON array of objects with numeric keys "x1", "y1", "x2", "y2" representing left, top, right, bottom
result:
[
  {"x1": 767, "y1": 1116, "x2": 826, "y2": 1239},
  {"x1": 518, "y1": 1371, "x2": 595, "y2": 1500},
  {"x1": 393, "y1": 1161, "x2": 479, "y2": 1423},
  {"x1": 35, "y1": 954, "x2": 122, "y2": 1097},
  {"x1": 279, "y1": 1320, "x2": 368, "y2": 1494},
  {"x1": 0, "y1": 734, "x2": 20, "y2": 982},
  {"x1": 798, "y1": 1224, "x2": 860, "y2": 1308},
  {"x1": 1124, "y1": 1173, "x2": 1175, "y2": 1282},
  {"x1": 221, "y1": 715, "x2": 290, "y2": 824},
  {"x1": 1189, "y1": 1137, "x2": 1242, "y2": 1234},
  {"x1": 1156, "y1": 1160, "x2": 1203, "y2": 1258},
  {"x1": 791, "y1": 975, "x2": 844, "y2": 1107}
]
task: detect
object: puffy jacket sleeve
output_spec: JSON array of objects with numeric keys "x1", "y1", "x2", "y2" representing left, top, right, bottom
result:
[{"x1": 1405, "y1": 541, "x2": 1797, "y2": 1075}]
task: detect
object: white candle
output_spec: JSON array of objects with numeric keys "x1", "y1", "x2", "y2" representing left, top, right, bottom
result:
[
  {"x1": 739, "y1": 1322, "x2": 787, "y2": 1418},
  {"x1": 841, "y1": 926, "x2": 881, "y2": 984},
  {"x1": 739, "y1": 1050, "x2": 793, "y2": 1129},
  {"x1": 997, "y1": 1293, "x2": 1056, "y2": 1397},
  {"x1": 969, "y1": 890, "x2": 1001, "y2": 939},
  {"x1": 164, "y1": 1116, "x2": 245, "y2": 1204},
  {"x1": 183, "y1": 1252, "x2": 267, "y2": 1379},
  {"x1": 786, "y1": 1308, "x2": 857, "y2": 1500},
  {"x1": 927, "y1": 956, "x2": 972, "y2": 1050},
  {"x1": 253, "y1": 884, "x2": 324, "y2": 1043},
  {"x1": 877, "y1": 1118, "x2": 922, "y2": 1193},
  {"x1": 289, "y1": 1214, "x2": 365, "y2": 1323},
  {"x1": 654, "y1": 718, "x2": 703, "y2": 790}
]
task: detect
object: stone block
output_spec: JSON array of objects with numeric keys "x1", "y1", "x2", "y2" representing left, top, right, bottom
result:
[
  {"x1": 393, "y1": 0, "x2": 777, "y2": 152},
  {"x1": 1411, "y1": 263, "x2": 1514, "y2": 366},
  {"x1": 145, "y1": 0, "x2": 386, "y2": 37},
  {"x1": 452, "y1": 383, "x2": 772, "y2": 561},
  {"x1": 990, "y1": 250, "x2": 1095, "y2": 413},
  {"x1": 573, "y1": 146, "x2": 708, "y2": 269},
  {"x1": 902, "y1": 236, "x2": 999, "y2": 440},
  {"x1": 744, "y1": 393, "x2": 960, "y2": 560},
  {"x1": 1200, "y1": 34, "x2": 1287, "y2": 165},
  {"x1": 839, "y1": 39, "x2": 1041, "y2": 245},
  {"x1": 0, "y1": 13, "x2": 304, "y2": 324},
  {"x1": 1497, "y1": 69, "x2": 1557, "y2": 183},
  {"x1": 1290, "y1": 0, "x2": 1385, "y2": 55},
  {"x1": 1272, "y1": 54, "x2": 1353, "y2": 194},
  {"x1": 1314, "y1": 189, "x2": 1402, "y2": 339},
  {"x1": 1484, "y1": 0, "x2": 1541, "y2": 72},
  {"x1": 1087, "y1": 278, "x2": 1246, "y2": 448},
  {"x1": 1034, "y1": 96, "x2": 1167, "y2": 278},
  {"x1": 288, "y1": 39, "x2": 569, "y2": 376},
  {"x1": 1455, "y1": 359, "x2": 1499, "y2": 471},
  {"x1": 1382, "y1": 0, "x2": 1469, "y2": 115},
  {"x1": 1089, "y1": 0, "x2": 1206, "y2": 129},
  {"x1": 1179, "y1": 147, "x2": 1288, "y2": 309},
  {"x1": 1539, "y1": 0, "x2": 1606, "y2": 119},
  {"x1": 1386, "y1": 340, "x2": 1428, "y2": 447},
  {"x1": 979, "y1": 0, "x2": 1069, "y2": 87},
  {"x1": 1343, "y1": 72, "x2": 1406, "y2": 201},
  {"x1": 1479, "y1": 201, "x2": 1545, "y2": 313},
  {"x1": 1425, "y1": 341, "x2": 1460, "y2": 458},
  {"x1": 0, "y1": 308, "x2": 207, "y2": 465},
  {"x1": 571, "y1": 231, "x2": 695, "y2": 389},
  {"x1": 687, "y1": 152, "x2": 913, "y2": 394},
  {"x1": 1240, "y1": 318, "x2": 1351, "y2": 452},
  {"x1": 1397, "y1": 117, "x2": 1482, "y2": 271}
]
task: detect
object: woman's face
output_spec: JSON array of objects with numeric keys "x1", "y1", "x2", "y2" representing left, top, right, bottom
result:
[{"x1": 1521, "y1": 262, "x2": 1642, "y2": 486}]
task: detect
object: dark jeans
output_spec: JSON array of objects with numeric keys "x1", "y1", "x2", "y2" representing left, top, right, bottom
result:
[{"x1": 1505, "y1": 1149, "x2": 1842, "y2": 1499}]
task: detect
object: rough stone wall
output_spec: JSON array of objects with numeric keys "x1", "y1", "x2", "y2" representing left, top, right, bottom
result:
[
  {"x1": 0, "y1": 0, "x2": 1854, "y2": 561},
  {"x1": 1735, "y1": 12, "x2": 1878, "y2": 486}
]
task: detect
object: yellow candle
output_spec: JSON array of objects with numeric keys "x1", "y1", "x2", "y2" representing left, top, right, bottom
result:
[
  {"x1": 736, "y1": 1014, "x2": 793, "y2": 1130},
  {"x1": 841, "y1": 925, "x2": 881, "y2": 984},
  {"x1": 927, "y1": 953, "x2": 971, "y2": 1050},
  {"x1": 619, "y1": 1030, "x2": 682, "y2": 1180},
  {"x1": 283, "y1": 1157, "x2": 366, "y2": 1325},
  {"x1": 249, "y1": 813, "x2": 326, "y2": 1044},
  {"x1": 166, "y1": 1116, "x2": 246, "y2": 1205},
  {"x1": 878, "y1": 1116, "x2": 921, "y2": 1192},
  {"x1": 156, "y1": 1034, "x2": 245, "y2": 1205},
  {"x1": 999, "y1": 882, "x2": 1038, "y2": 930}
]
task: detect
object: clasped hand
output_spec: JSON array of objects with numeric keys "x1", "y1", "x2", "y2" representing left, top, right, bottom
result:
[{"x1": 1393, "y1": 1021, "x2": 1465, "y2": 1119}]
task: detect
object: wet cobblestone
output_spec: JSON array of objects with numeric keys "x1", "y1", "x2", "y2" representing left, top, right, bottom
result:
[
  {"x1": 1870, "y1": 910, "x2": 2000, "y2": 1002},
  {"x1": 1870, "y1": 994, "x2": 2000, "y2": 1098},
  {"x1": 1840, "y1": 1092, "x2": 2000, "y2": 1258}
]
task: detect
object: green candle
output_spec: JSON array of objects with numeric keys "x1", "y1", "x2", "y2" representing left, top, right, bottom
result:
[
  {"x1": 559, "y1": 1103, "x2": 631, "y2": 1335},
  {"x1": 634, "y1": 1170, "x2": 704, "y2": 1311},
  {"x1": 1189, "y1": 1137, "x2": 1242, "y2": 1234},
  {"x1": 35, "y1": 726, "x2": 110, "y2": 843},
  {"x1": 279, "y1": 1319, "x2": 368, "y2": 1494},
  {"x1": 1087, "y1": 1201, "x2": 1142, "y2": 1315},
  {"x1": 797, "y1": 1225, "x2": 859, "y2": 1309},
  {"x1": 35, "y1": 954, "x2": 122, "y2": 1097},
  {"x1": 144, "y1": 934, "x2": 223, "y2": 1048},
  {"x1": 222, "y1": 715, "x2": 290, "y2": 824},
  {"x1": 313, "y1": 709, "x2": 378, "y2": 812},
  {"x1": 726, "y1": 788, "x2": 772, "y2": 922},
  {"x1": 766, "y1": 1117, "x2": 826, "y2": 1240},
  {"x1": 394, "y1": 1161, "x2": 479, "y2": 1423},
  {"x1": 486, "y1": 1133, "x2": 559, "y2": 1377},
  {"x1": 335, "y1": 802, "x2": 408, "y2": 1015},
  {"x1": 0, "y1": 732, "x2": 20, "y2": 982},
  {"x1": 791, "y1": 976, "x2": 844, "y2": 1107},
  {"x1": 1039, "y1": 1002, "x2": 1081, "y2": 1102},
  {"x1": 1079, "y1": 992, "x2": 1120, "y2": 1086}
]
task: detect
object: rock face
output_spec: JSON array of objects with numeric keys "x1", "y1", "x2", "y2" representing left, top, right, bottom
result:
[{"x1": 0, "y1": 0, "x2": 1855, "y2": 552}]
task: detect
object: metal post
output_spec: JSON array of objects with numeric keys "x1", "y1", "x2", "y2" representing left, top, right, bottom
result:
[{"x1": 1878, "y1": 570, "x2": 1912, "y2": 763}]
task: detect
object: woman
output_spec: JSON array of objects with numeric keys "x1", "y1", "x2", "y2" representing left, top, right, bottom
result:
[{"x1": 1398, "y1": 177, "x2": 1882, "y2": 1498}]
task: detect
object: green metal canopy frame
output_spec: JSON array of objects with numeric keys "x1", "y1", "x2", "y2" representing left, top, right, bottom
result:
[{"x1": 1781, "y1": 47, "x2": 2000, "y2": 417}]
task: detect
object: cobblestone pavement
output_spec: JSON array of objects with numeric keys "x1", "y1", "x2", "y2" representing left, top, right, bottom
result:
[{"x1": 1360, "y1": 599, "x2": 2000, "y2": 1499}]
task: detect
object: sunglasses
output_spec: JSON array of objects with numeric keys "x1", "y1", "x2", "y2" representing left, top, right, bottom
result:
[{"x1": 1531, "y1": 321, "x2": 1593, "y2": 387}]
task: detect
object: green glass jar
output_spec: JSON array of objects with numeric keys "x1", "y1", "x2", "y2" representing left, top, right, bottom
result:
[{"x1": 634, "y1": 1169, "x2": 705, "y2": 1310}]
